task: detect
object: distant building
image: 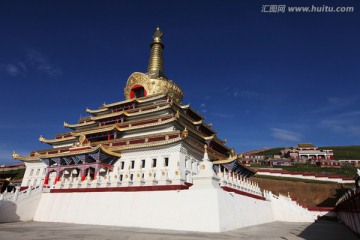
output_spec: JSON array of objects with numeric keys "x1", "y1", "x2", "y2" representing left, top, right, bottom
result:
[{"x1": 282, "y1": 143, "x2": 334, "y2": 161}]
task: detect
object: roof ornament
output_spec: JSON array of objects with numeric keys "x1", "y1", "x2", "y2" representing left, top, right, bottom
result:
[
  {"x1": 64, "y1": 121, "x2": 69, "y2": 128},
  {"x1": 12, "y1": 151, "x2": 19, "y2": 159},
  {"x1": 153, "y1": 26, "x2": 163, "y2": 43},
  {"x1": 174, "y1": 110, "x2": 180, "y2": 119},
  {"x1": 147, "y1": 27, "x2": 166, "y2": 79},
  {"x1": 181, "y1": 127, "x2": 188, "y2": 138}
]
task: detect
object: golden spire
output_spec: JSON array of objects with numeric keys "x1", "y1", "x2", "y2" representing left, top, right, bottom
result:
[{"x1": 147, "y1": 27, "x2": 166, "y2": 79}]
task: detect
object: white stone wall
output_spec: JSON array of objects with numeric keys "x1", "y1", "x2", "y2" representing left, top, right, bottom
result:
[
  {"x1": 33, "y1": 189, "x2": 272, "y2": 232},
  {"x1": 22, "y1": 162, "x2": 47, "y2": 187},
  {"x1": 0, "y1": 186, "x2": 43, "y2": 222}
]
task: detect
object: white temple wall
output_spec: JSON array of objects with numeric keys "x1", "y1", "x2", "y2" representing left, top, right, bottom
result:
[
  {"x1": 0, "y1": 189, "x2": 42, "y2": 222},
  {"x1": 33, "y1": 188, "x2": 275, "y2": 232},
  {"x1": 113, "y1": 143, "x2": 183, "y2": 182},
  {"x1": 268, "y1": 194, "x2": 316, "y2": 222},
  {"x1": 34, "y1": 190, "x2": 223, "y2": 232},
  {"x1": 21, "y1": 162, "x2": 47, "y2": 187},
  {"x1": 217, "y1": 190, "x2": 274, "y2": 231}
]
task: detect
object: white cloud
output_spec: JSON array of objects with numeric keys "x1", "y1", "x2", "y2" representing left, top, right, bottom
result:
[
  {"x1": 5, "y1": 64, "x2": 19, "y2": 76},
  {"x1": 211, "y1": 112, "x2": 233, "y2": 118},
  {"x1": 26, "y1": 49, "x2": 62, "y2": 76},
  {"x1": 200, "y1": 103, "x2": 206, "y2": 107},
  {"x1": 201, "y1": 109, "x2": 207, "y2": 113},
  {"x1": 203, "y1": 96, "x2": 210, "y2": 100},
  {"x1": 312, "y1": 96, "x2": 358, "y2": 113},
  {"x1": 270, "y1": 128, "x2": 301, "y2": 142}
]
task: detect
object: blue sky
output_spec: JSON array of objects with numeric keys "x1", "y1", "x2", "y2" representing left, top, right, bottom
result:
[{"x1": 1, "y1": 1, "x2": 359, "y2": 164}]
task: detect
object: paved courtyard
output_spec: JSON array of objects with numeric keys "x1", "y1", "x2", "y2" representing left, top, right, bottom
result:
[{"x1": 0, "y1": 220, "x2": 357, "y2": 240}]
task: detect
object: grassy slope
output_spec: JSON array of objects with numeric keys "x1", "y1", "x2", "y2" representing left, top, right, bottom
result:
[{"x1": 252, "y1": 176, "x2": 353, "y2": 207}]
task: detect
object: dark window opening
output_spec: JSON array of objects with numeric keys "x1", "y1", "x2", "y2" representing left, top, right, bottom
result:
[
  {"x1": 134, "y1": 87, "x2": 145, "y2": 98},
  {"x1": 141, "y1": 160, "x2": 145, "y2": 168},
  {"x1": 164, "y1": 157, "x2": 169, "y2": 167}
]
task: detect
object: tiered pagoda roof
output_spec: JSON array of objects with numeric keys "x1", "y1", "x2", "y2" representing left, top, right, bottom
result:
[{"x1": 13, "y1": 27, "x2": 255, "y2": 177}]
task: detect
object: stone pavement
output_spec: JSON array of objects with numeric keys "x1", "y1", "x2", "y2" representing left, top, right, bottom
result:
[{"x1": 0, "y1": 220, "x2": 357, "y2": 240}]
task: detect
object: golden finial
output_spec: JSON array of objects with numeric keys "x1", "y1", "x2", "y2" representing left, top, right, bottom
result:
[
  {"x1": 39, "y1": 135, "x2": 45, "y2": 142},
  {"x1": 153, "y1": 26, "x2": 163, "y2": 43},
  {"x1": 12, "y1": 151, "x2": 19, "y2": 159},
  {"x1": 181, "y1": 127, "x2": 188, "y2": 138},
  {"x1": 147, "y1": 27, "x2": 166, "y2": 78}
]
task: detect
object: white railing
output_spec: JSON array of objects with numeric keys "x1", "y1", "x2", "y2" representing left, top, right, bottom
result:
[
  {"x1": 216, "y1": 168, "x2": 263, "y2": 197},
  {"x1": 48, "y1": 166, "x2": 184, "y2": 190},
  {"x1": 0, "y1": 185, "x2": 43, "y2": 202}
]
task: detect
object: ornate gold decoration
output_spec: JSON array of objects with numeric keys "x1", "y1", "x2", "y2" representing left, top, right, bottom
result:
[
  {"x1": 201, "y1": 164, "x2": 205, "y2": 170},
  {"x1": 174, "y1": 110, "x2": 180, "y2": 119},
  {"x1": 165, "y1": 135, "x2": 169, "y2": 140},
  {"x1": 161, "y1": 171, "x2": 165, "y2": 176},
  {"x1": 145, "y1": 138, "x2": 149, "y2": 143},
  {"x1": 124, "y1": 72, "x2": 183, "y2": 103},
  {"x1": 175, "y1": 171, "x2": 179, "y2": 176},
  {"x1": 125, "y1": 174, "x2": 128, "y2": 179},
  {"x1": 149, "y1": 172, "x2": 152, "y2": 177},
  {"x1": 230, "y1": 148, "x2": 235, "y2": 157},
  {"x1": 114, "y1": 175, "x2": 118, "y2": 179},
  {"x1": 181, "y1": 127, "x2": 188, "y2": 138},
  {"x1": 79, "y1": 134, "x2": 86, "y2": 145},
  {"x1": 137, "y1": 173, "x2": 140, "y2": 178}
]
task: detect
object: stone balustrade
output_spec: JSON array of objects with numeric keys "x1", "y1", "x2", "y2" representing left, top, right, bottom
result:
[
  {"x1": 48, "y1": 166, "x2": 184, "y2": 190},
  {"x1": 0, "y1": 185, "x2": 42, "y2": 202},
  {"x1": 216, "y1": 168, "x2": 262, "y2": 197}
]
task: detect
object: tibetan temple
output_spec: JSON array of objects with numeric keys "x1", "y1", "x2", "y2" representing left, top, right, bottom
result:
[
  {"x1": 13, "y1": 27, "x2": 255, "y2": 190},
  {"x1": 2, "y1": 28, "x2": 330, "y2": 232}
]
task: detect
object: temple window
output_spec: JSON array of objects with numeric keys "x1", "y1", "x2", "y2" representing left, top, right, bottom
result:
[
  {"x1": 120, "y1": 161, "x2": 125, "y2": 170},
  {"x1": 120, "y1": 174, "x2": 123, "y2": 181},
  {"x1": 42, "y1": 168, "x2": 46, "y2": 175},
  {"x1": 130, "y1": 174, "x2": 133, "y2": 181},
  {"x1": 30, "y1": 169, "x2": 34, "y2": 176},
  {"x1": 36, "y1": 169, "x2": 40, "y2": 176},
  {"x1": 141, "y1": 160, "x2": 145, "y2": 168},
  {"x1": 152, "y1": 158, "x2": 157, "y2": 168},
  {"x1": 131, "y1": 160, "x2": 135, "y2": 169},
  {"x1": 164, "y1": 157, "x2": 169, "y2": 167}
]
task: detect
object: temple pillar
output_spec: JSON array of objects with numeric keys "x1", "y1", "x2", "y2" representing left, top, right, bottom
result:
[
  {"x1": 43, "y1": 169, "x2": 50, "y2": 185},
  {"x1": 94, "y1": 166, "x2": 100, "y2": 180},
  {"x1": 81, "y1": 168, "x2": 87, "y2": 181},
  {"x1": 54, "y1": 171, "x2": 61, "y2": 184}
]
